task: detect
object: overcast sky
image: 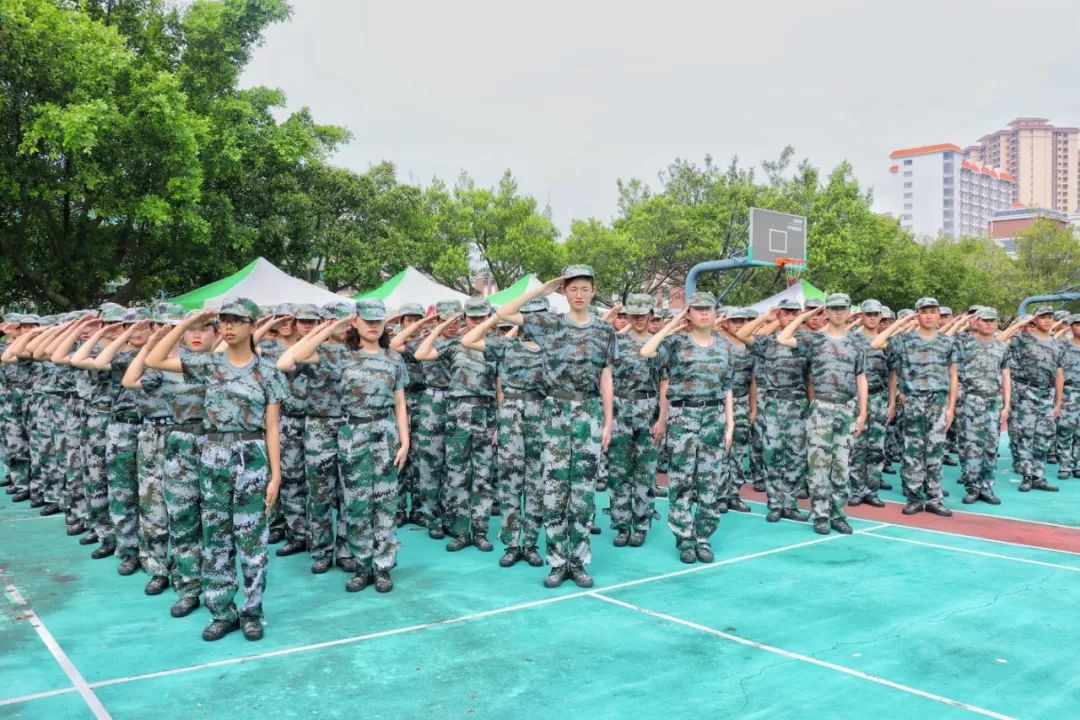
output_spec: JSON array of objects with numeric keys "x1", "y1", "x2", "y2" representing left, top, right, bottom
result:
[{"x1": 240, "y1": 0, "x2": 1080, "y2": 233}]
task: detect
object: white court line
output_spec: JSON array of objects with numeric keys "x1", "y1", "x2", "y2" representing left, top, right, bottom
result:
[
  {"x1": 72, "y1": 530, "x2": 864, "y2": 693},
  {"x1": 859, "y1": 531, "x2": 1080, "y2": 573},
  {"x1": 588, "y1": 593, "x2": 1016, "y2": 720},
  {"x1": 0, "y1": 515, "x2": 55, "y2": 523},
  {"x1": 0, "y1": 569, "x2": 111, "y2": 718}
]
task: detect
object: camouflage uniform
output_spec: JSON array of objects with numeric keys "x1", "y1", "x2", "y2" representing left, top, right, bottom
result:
[
  {"x1": 1057, "y1": 334, "x2": 1080, "y2": 477},
  {"x1": 182, "y1": 351, "x2": 287, "y2": 623},
  {"x1": 522, "y1": 311, "x2": 616, "y2": 571},
  {"x1": 302, "y1": 343, "x2": 348, "y2": 564},
  {"x1": 107, "y1": 351, "x2": 146, "y2": 566},
  {"x1": 954, "y1": 333, "x2": 1009, "y2": 493},
  {"x1": 849, "y1": 331, "x2": 888, "y2": 502},
  {"x1": 659, "y1": 332, "x2": 732, "y2": 551},
  {"x1": 397, "y1": 336, "x2": 426, "y2": 520},
  {"x1": 55, "y1": 362, "x2": 87, "y2": 521},
  {"x1": 438, "y1": 339, "x2": 497, "y2": 540},
  {"x1": 889, "y1": 330, "x2": 956, "y2": 504},
  {"x1": 725, "y1": 340, "x2": 754, "y2": 503},
  {"x1": 337, "y1": 348, "x2": 407, "y2": 575},
  {"x1": 259, "y1": 340, "x2": 309, "y2": 546},
  {"x1": 800, "y1": 328, "x2": 865, "y2": 523},
  {"x1": 3, "y1": 358, "x2": 33, "y2": 495},
  {"x1": 1007, "y1": 331, "x2": 1063, "y2": 482},
  {"x1": 36, "y1": 361, "x2": 66, "y2": 506},
  {"x1": 415, "y1": 335, "x2": 455, "y2": 532},
  {"x1": 485, "y1": 335, "x2": 546, "y2": 550},
  {"x1": 78, "y1": 349, "x2": 119, "y2": 546},
  {"x1": 608, "y1": 333, "x2": 660, "y2": 534},
  {"x1": 752, "y1": 333, "x2": 809, "y2": 512}
]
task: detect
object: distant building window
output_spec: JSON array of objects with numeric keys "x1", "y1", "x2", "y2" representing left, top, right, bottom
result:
[
  {"x1": 903, "y1": 159, "x2": 913, "y2": 166},
  {"x1": 904, "y1": 203, "x2": 913, "y2": 210},
  {"x1": 903, "y1": 192, "x2": 913, "y2": 199},
  {"x1": 904, "y1": 182, "x2": 912, "y2": 189},
  {"x1": 904, "y1": 171, "x2": 912, "y2": 178}
]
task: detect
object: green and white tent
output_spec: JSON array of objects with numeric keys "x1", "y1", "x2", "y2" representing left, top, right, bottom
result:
[
  {"x1": 172, "y1": 258, "x2": 345, "y2": 310},
  {"x1": 485, "y1": 275, "x2": 570, "y2": 313},
  {"x1": 748, "y1": 278, "x2": 827, "y2": 313},
  {"x1": 353, "y1": 267, "x2": 469, "y2": 311}
]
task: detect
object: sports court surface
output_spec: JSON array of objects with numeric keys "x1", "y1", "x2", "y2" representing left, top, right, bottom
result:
[{"x1": 3, "y1": 436, "x2": 1080, "y2": 719}]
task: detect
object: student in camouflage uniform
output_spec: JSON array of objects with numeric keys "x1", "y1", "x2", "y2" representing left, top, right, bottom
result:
[
  {"x1": 1056, "y1": 315, "x2": 1080, "y2": 480},
  {"x1": 462, "y1": 298, "x2": 548, "y2": 567},
  {"x1": 497, "y1": 266, "x2": 616, "y2": 589},
  {"x1": 1, "y1": 315, "x2": 34, "y2": 502},
  {"x1": 148, "y1": 298, "x2": 286, "y2": 642},
  {"x1": 848, "y1": 299, "x2": 890, "y2": 508},
  {"x1": 19, "y1": 317, "x2": 55, "y2": 508},
  {"x1": 737, "y1": 299, "x2": 810, "y2": 522},
  {"x1": 872, "y1": 298, "x2": 956, "y2": 516},
  {"x1": 884, "y1": 308, "x2": 915, "y2": 474},
  {"x1": 28, "y1": 317, "x2": 70, "y2": 519},
  {"x1": 415, "y1": 299, "x2": 498, "y2": 551},
  {"x1": 390, "y1": 302, "x2": 427, "y2": 525},
  {"x1": 948, "y1": 307, "x2": 1010, "y2": 504},
  {"x1": 779, "y1": 294, "x2": 867, "y2": 534},
  {"x1": 642, "y1": 293, "x2": 733, "y2": 563},
  {"x1": 281, "y1": 300, "x2": 409, "y2": 594},
  {"x1": 1000, "y1": 306, "x2": 1065, "y2": 492},
  {"x1": 719, "y1": 308, "x2": 755, "y2": 512}
]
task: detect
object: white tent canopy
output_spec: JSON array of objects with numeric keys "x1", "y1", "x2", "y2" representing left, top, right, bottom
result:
[
  {"x1": 354, "y1": 266, "x2": 470, "y2": 312},
  {"x1": 485, "y1": 274, "x2": 570, "y2": 314},
  {"x1": 173, "y1": 257, "x2": 345, "y2": 310},
  {"x1": 748, "y1": 279, "x2": 827, "y2": 314}
]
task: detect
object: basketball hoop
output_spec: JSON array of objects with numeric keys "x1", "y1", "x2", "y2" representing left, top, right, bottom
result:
[{"x1": 775, "y1": 257, "x2": 805, "y2": 287}]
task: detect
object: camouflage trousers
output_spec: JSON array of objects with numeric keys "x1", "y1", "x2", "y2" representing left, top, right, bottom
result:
[
  {"x1": 137, "y1": 422, "x2": 171, "y2": 577},
  {"x1": 496, "y1": 396, "x2": 545, "y2": 548},
  {"x1": 900, "y1": 393, "x2": 947, "y2": 503},
  {"x1": 200, "y1": 438, "x2": 270, "y2": 622},
  {"x1": 958, "y1": 394, "x2": 1001, "y2": 492},
  {"x1": 885, "y1": 403, "x2": 905, "y2": 464},
  {"x1": 3, "y1": 390, "x2": 29, "y2": 492},
  {"x1": 1055, "y1": 388, "x2": 1080, "y2": 475},
  {"x1": 107, "y1": 420, "x2": 141, "y2": 562},
  {"x1": 946, "y1": 389, "x2": 965, "y2": 457},
  {"x1": 81, "y1": 410, "x2": 113, "y2": 542},
  {"x1": 304, "y1": 416, "x2": 345, "y2": 563},
  {"x1": 749, "y1": 402, "x2": 765, "y2": 486},
  {"x1": 38, "y1": 395, "x2": 64, "y2": 504},
  {"x1": 1008, "y1": 383, "x2": 1054, "y2": 479},
  {"x1": 396, "y1": 391, "x2": 425, "y2": 517},
  {"x1": 60, "y1": 398, "x2": 86, "y2": 520},
  {"x1": 444, "y1": 399, "x2": 496, "y2": 538},
  {"x1": 0, "y1": 393, "x2": 7, "y2": 482},
  {"x1": 608, "y1": 396, "x2": 658, "y2": 533},
  {"x1": 164, "y1": 429, "x2": 205, "y2": 598},
  {"x1": 666, "y1": 402, "x2": 728, "y2": 550},
  {"x1": 542, "y1": 397, "x2": 601, "y2": 570},
  {"x1": 415, "y1": 389, "x2": 449, "y2": 531},
  {"x1": 278, "y1": 415, "x2": 309, "y2": 544},
  {"x1": 762, "y1": 395, "x2": 808, "y2": 511},
  {"x1": 338, "y1": 416, "x2": 399, "y2": 573},
  {"x1": 26, "y1": 397, "x2": 46, "y2": 499},
  {"x1": 725, "y1": 394, "x2": 752, "y2": 499},
  {"x1": 807, "y1": 398, "x2": 856, "y2": 522},
  {"x1": 849, "y1": 391, "x2": 887, "y2": 500}
]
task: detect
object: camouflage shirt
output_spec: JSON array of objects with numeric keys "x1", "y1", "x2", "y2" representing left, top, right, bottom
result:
[
  {"x1": 112, "y1": 350, "x2": 171, "y2": 419},
  {"x1": 142, "y1": 349, "x2": 207, "y2": 424},
  {"x1": 421, "y1": 336, "x2": 457, "y2": 389},
  {"x1": 727, "y1": 340, "x2": 754, "y2": 397},
  {"x1": 442, "y1": 342, "x2": 497, "y2": 399},
  {"x1": 890, "y1": 332, "x2": 956, "y2": 395},
  {"x1": 36, "y1": 360, "x2": 60, "y2": 394},
  {"x1": 613, "y1": 334, "x2": 661, "y2": 396},
  {"x1": 799, "y1": 331, "x2": 865, "y2": 399},
  {"x1": 483, "y1": 336, "x2": 546, "y2": 393},
  {"x1": 522, "y1": 313, "x2": 617, "y2": 396},
  {"x1": 1058, "y1": 337, "x2": 1080, "y2": 387},
  {"x1": 302, "y1": 344, "x2": 347, "y2": 418},
  {"x1": 852, "y1": 331, "x2": 888, "y2": 393},
  {"x1": 400, "y1": 338, "x2": 427, "y2": 391},
  {"x1": 259, "y1": 339, "x2": 306, "y2": 416},
  {"x1": 1009, "y1": 332, "x2": 1063, "y2": 388},
  {"x1": 752, "y1": 332, "x2": 809, "y2": 395},
  {"x1": 338, "y1": 348, "x2": 408, "y2": 413},
  {"x1": 182, "y1": 353, "x2": 288, "y2": 432},
  {"x1": 659, "y1": 333, "x2": 733, "y2": 402},
  {"x1": 954, "y1": 335, "x2": 1010, "y2": 397}
]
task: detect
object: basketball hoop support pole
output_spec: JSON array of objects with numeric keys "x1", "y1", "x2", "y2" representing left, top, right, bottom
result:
[{"x1": 685, "y1": 257, "x2": 756, "y2": 298}]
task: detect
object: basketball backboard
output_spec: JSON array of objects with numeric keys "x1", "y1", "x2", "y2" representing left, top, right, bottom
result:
[{"x1": 748, "y1": 208, "x2": 807, "y2": 268}]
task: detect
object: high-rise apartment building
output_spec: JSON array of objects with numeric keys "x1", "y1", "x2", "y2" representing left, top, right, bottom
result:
[
  {"x1": 966, "y1": 118, "x2": 1079, "y2": 213},
  {"x1": 889, "y1": 144, "x2": 1015, "y2": 240}
]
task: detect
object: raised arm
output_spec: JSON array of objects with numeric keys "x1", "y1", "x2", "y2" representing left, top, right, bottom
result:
[
  {"x1": 871, "y1": 314, "x2": 917, "y2": 350},
  {"x1": 28, "y1": 324, "x2": 67, "y2": 359},
  {"x1": 415, "y1": 316, "x2": 460, "y2": 361},
  {"x1": 277, "y1": 319, "x2": 348, "y2": 372},
  {"x1": 51, "y1": 317, "x2": 97, "y2": 364},
  {"x1": 146, "y1": 311, "x2": 215, "y2": 372},
  {"x1": 121, "y1": 327, "x2": 167, "y2": 389},
  {"x1": 70, "y1": 325, "x2": 111, "y2": 369},
  {"x1": 461, "y1": 315, "x2": 499, "y2": 351},
  {"x1": 93, "y1": 321, "x2": 147, "y2": 370},
  {"x1": 253, "y1": 314, "x2": 293, "y2": 344},
  {"x1": 389, "y1": 313, "x2": 438, "y2": 351},
  {"x1": 998, "y1": 315, "x2": 1034, "y2": 343},
  {"x1": 777, "y1": 307, "x2": 821, "y2": 347},
  {"x1": 2, "y1": 326, "x2": 45, "y2": 362},
  {"x1": 737, "y1": 308, "x2": 775, "y2": 343},
  {"x1": 495, "y1": 275, "x2": 565, "y2": 326},
  {"x1": 640, "y1": 309, "x2": 687, "y2": 359}
]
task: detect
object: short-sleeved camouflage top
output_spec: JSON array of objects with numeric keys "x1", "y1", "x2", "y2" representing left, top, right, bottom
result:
[
  {"x1": 954, "y1": 334, "x2": 1010, "y2": 396},
  {"x1": 613, "y1": 334, "x2": 661, "y2": 395},
  {"x1": 421, "y1": 336, "x2": 457, "y2": 389},
  {"x1": 182, "y1": 353, "x2": 288, "y2": 432},
  {"x1": 483, "y1": 336, "x2": 546, "y2": 393},
  {"x1": 112, "y1": 350, "x2": 171, "y2": 419},
  {"x1": 752, "y1": 333, "x2": 808, "y2": 395},
  {"x1": 1060, "y1": 337, "x2": 1080, "y2": 387},
  {"x1": 259, "y1": 339, "x2": 306, "y2": 415},
  {"x1": 338, "y1": 348, "x2": 408, "y2": 413},
  {"x1": 800, "y1": 332, "x2": 865, "y2": 399},
  {"x1": 442, "y1": 342, "x2": 496, "y2": 399},
  {"x1": 1009, "y1": 332, "x2": 1062, "y2": 388},
  {"x1": 400, "y1": 337, "x2": 427, "y2": 391},
  {"x1": 727, "y1": 340, "x2": 754, "y2": 397},
  {"x1": 142, "y1": 349, "x2": 207, "y2": 424},
  {"x1": 852, "y1": 331, "x2": 888, "y2": 392},
  {"x1": 303, "y1": 344, "x2": 347, "y2": 418},
  {"x1": 522, "y1": 313, "x2": 616, "y2": 396},
  {"x1": 659, "y1": 333, "x2": 732, "y2": 402},
  {"x1": 890, "y1": 332, "x2": 956, "y2": 394}
]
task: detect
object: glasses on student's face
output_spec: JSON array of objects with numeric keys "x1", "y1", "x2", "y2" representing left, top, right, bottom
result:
[{"x1": 218, "y1": 317, "x2": 250, "y2": 327}]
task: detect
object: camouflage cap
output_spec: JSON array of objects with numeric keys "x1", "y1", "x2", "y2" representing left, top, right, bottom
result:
[
  {"x1": 939, "y1": 306, "x2": 953, "y2": 316},
  {"x1": 121, "y1": 306, "x2": 151, "y2": 323},
  {"x1": 324, "y1": 300, "x2": 357, "y2": 320},
  {"x1": 726, "y1": 307, "x2": 749, "y2": 320},
  {"x1": 464, "y1": 298, "x2": 492, "y2": 317},
  {"x1": 520, "y1": 296, "x2": 549, "y2": 314},
  {"x1": 1069, "y1": 314, "x2": 1080, "y2": 325},
  {"x1": 274, "y1": 303, "x2": 296, "y2": 317},
  {"x1": 20, "y1": 314, "x2": 41, "y2": 325},
  {"x1": 860, "y1": 299, "x2": 883, "y2": 314},
  {"x1": 968, "y1": 304, "x2": 984, "y2": 314},
  {"x1": 825, "y1": 293, "x2": 851, "y2": 309},
  {"x1": 2, "y1": 312, "x2": 23, "y2": 324},
  {"x1": 257, "y1": 305, "x2": 274, "y2": 318},
  {"x1": 804, "y1": 297, "x2": 825, "y2": 309},
  {"x1": 897, "y1": 308, "x2": 915, "y2": 319},
  {"x1": 292, "y1": 303, "x2": 322, "y2": 321},
  {"x1": 436, "y1": 299, "x2": 462, "y2": 320},
  {"x1": 624, "y1": 293, "x2": 653, "y2": 315},
  {"x1": 218, "y1": 297, "x2": 259, "y2": 320},
  {"x1": 151, "y1": 302, "x2": 186, "y2": 325},
  {"x1": 397, "y1": 302, "x2": 425, "y2": 318},
  {"x1": 975, "y1": 307, "x2": 999, "y2": 321},
  {"x1": 880, "y1": 306, "x2": 895, "y2": 320},
  {"x1": 356, "y1": 298, "x2": 387, "y2": 322},
  {"x1": 777, "y1": 299, "x2": 802, "y2": 311},
  {"x1": 98, "y1": 302, "x2": 126, "y2": 323},
  {"x1": 686, "y1": 291, "x2": 717, "y2": 309},
  {"x1": 1032, "y1": 305, "x2": 1054, "y2": 317},
  {"x1": 562, "y1": 264, "x2": 595, "y2": 280},
  {"x1": 914, "y1": 297, "x2": 939, "y2": 310},
  {"x1": 745, "y1": 308, "x2": 759, "y2": 319},
  {"x1": 1054, "y1": 310, "x2": 1070, "y2": 321}
]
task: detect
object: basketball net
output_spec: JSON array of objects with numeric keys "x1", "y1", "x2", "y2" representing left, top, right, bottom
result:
[{"x1": 775, "y1": 257, "x2": 804, "y2": 287}]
